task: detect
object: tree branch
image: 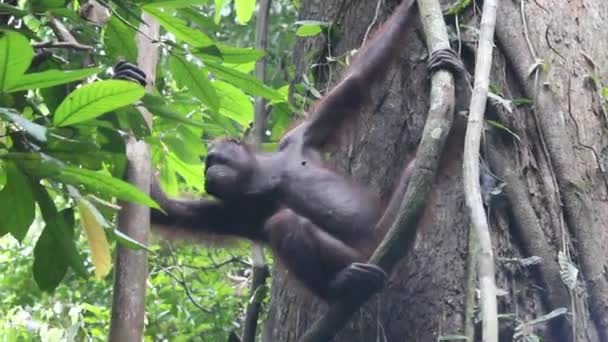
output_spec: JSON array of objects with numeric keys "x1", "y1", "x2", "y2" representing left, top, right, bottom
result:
[
  {"x1": 109, "y1": 12, "x2": 159, "y2": 342},
  {"x1": 242, "y1": 1, "x2": 273, "y2": 341},
  {"x1": 32, "y1": 41, "x2": 93, "y2": 51},
  {"x1": 298, "y1": 0, "x2": 456, "y2": 339},
  {"x1": 461, "y1": 0, "x2": 499, "y2": 341}
]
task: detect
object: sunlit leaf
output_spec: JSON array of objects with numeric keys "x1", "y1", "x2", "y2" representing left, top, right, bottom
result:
[
  {"x1": 214, "y1": 0, "x2": 226, "y2": 23},
  {"x1": 143, "y1": 7, "x2": 214, "y2": 47},
  {"x1": 205, "y1": 61, "x2": 285, "y2": 101},
  {"x1": 6, "y1": 67, "x2": 100, "y2": 93},
  {"x1": 0, "y1": 162, "x2": 35, "y2": 240},
  {"x1": 215, "y1": 80, "x2": 253, "y2": 127},
  {"x1": 78, "y1": 198, "x2": 112, "y2": 278},
  {"x1": 142, "y1": 94, "x2": 206, "y2": 128},
  {"x1": 295, "y1": 21, "x2": 326, "y2": 37},
  {"x1": 0, "y1": 32, "x2": 33, "y2": 91},
  {"x1": 52, "y1": 167, "x2": 159, "y2": 209},
  {"x1": 169, "y1": 55, "x2": 219, "y2": 111},
  {"x1": 235, "y1": 0, "x2": 254, "y2": 24},
  {"x1": 143, "y1": 0, "x2": 210, "y2": 8},
  {"x1": 53, "y1": 80, "x2": 145, "y2": 127}
]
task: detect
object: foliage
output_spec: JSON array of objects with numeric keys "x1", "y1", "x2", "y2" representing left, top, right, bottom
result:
[{"x1": 0, "y1": 0, "x2": 295, "y2": 339}]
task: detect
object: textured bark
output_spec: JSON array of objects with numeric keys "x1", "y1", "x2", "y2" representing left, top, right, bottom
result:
[{"x1": 267, "y1": 0, "x2": 608, "y2": 341}]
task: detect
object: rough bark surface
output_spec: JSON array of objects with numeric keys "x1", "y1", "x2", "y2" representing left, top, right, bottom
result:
[{"x1": 267, "y1": 0, "x2": 608, "y2": 341}]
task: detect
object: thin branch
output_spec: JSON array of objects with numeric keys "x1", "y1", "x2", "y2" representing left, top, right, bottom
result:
[
  {"x1": 298, "y1": 0, "x2": 456, "y2": 339},
  {"x1": 462, "y1": 0, "x2": 499, "y2": 341},
  {"x1": 242, "y1": 1, "x2": 273, "y2": 341},
  {"x1": 33, "y1": 41, "x2": 94, "y2": 51},
  {"x1": 160, "y1": 266, "x2": 212, "y2": 313},
  {"x1": 109, "y1": 12, "x2": 160, "y2": 342}
]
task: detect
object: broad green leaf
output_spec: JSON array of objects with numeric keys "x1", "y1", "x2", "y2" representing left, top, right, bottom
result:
[
  {"x1": 163, "y1": 126, "x2": 204, "y2": 165},
  {"x1": 53, "y1": 80, "x2": 145, "y2": 127},
  {"x1": 196, "y1": 44, "x2": 266, "y2": 64},
  {"x1": 205, "y1": 61, "x2": 285, "y2": 101},
  {"x1": 0, "y1": 4, "x2": 28, "y2": 17},
  {"x1": 6, "y1": 67, "x2": 100, "y2": 93},
  {"x1": 142, "y1": 94, "x2": 206, "y2": 128},
  {"x1": 143, "y1": 7, "x2": 214, "y2": 47},
  {"x1": 33, "y1": 209, "x2": 75, "y2": 291},
  {"x1": 235, "y1": 0, "x2": 254, "y2": 24},
  {"x1": 0, "y1": 162, "x2": 35, "y2": 241},
  {"x1": 0, "y1": 107, "x2": 47, "y2": 142},
  {"x1": 178, "y1": 7, "x2": 219, "y2": 31},
  {"x1": 116, "y1": 106, "x2": 151, "y2": 140},
  {"x1": 30, "y1": 0, "x2": 65, "y2": 11},
  {"x1": 32, "y1": 182, "x2": 87, "y2": 278},
  {"x1": 295, "y1": 21, "x2": 326, "y2": 37},
  {"x1": 215, "y1": 80, "x2": 253, "y2": 126},
  {"x1": 169, "y1": 55, "x2": 219, "y2": 111},
  {"x1": 78, "y1": 198, "x2": 112, "y2": 278},
  {"x1": 167, "y1": 151, "x2": 203, "y2": 191},
  {"x1": 0, "y1": 32, "x2": 34, "y2": 91},
  {"x1": 1, "y1": 152, "x2": 63, "y2": 178},
  {"x1": 104, "y1": 16, "x2": 137, "y2": 62},
  {"x1": 143, "y1": 0, "x2": 210, "y2": 8},
  {"x1": 52, "y1": 166, "x2": 160, "y2": 209}
]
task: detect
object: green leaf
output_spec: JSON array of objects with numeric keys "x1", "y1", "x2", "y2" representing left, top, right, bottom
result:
[
  {"x1": 169, "y1": 55, "x2": 219, "y2": 111},
  {"x1": 33, "y1": 209, "x2": 75, "y2": 291},
  {"x1": 295, "y1": 21, "x2": 326, "y2": 37},
  {"x1": 143, "y1": 0, "x2": 210, "y2": 8},
  {"x1": 0, "y1": 107, "x2": 47, "y2": 142},
  {"x1": 177, "y1": 7, "x2": 219, "y2": 31},
  {"x1": 0, "y1": 162, "x2": 35, "y2": 240},
  {"x1": 142, "y1": 94, "x2": 206, "y2": 128},
  {"x1": 205, "y1": 61, "x2": 285, "y2": 102},
  {"x1": 0, "y1": 4, "x2": 28, "y2": 17},
  {"x1": 0, "y1": 160, "x2": 6, "y2": 190},
  {"x1": 30, "y1": 0, "x2": 66, "y2": 11},
  {"x1": 196, "y1": 44, "x2": 266, "y2": 64},
  {"x1": 51, "y1": 166, "x2": 160, "y2": 209},
  {"x1": 32, "y1": 182, "x2": 87, "y2": 279},
  {"x1": 53, "y1": 80, "x2": 145, "y2": 127},
  {"x1": 113, "y1": 229, "x2": 151, "y2": 251},
  {"x1": 163, "y1": 126, "x2": 204, "y2": 165},
  {"x1": 215, "y1": 80, "x2": 253, "y2": 127},
  {"x1": 234, "y1": 0, "x2": 254, "y2": 24},
  {"x1": 6, "y1": 67, "x2": 100, "y2": 93},
  {"x1": 0, "y1": 32, "x2": 34, "y2": 92},
  {"x1": 104, "y1": 16, "x2": 137, "y2": 62},
  {"x1": 143, "y1": 7, "x2": 214, "y2": 47},
  {"x1": 214, "y1": 0, "x2": 226, "y2": 23}
]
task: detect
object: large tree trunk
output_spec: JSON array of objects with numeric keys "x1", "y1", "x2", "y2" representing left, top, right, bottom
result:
[{"x1": 266, "y1": 0, "x2": 608, "y2": 341}]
